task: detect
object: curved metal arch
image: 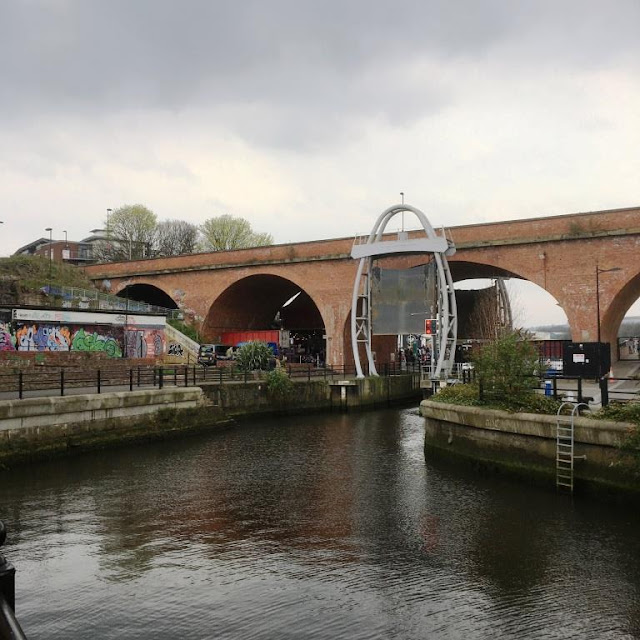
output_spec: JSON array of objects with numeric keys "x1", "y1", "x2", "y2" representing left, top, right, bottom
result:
[
  {"x1": 495, "y1": 278, "x2": 513, "y2": 331},
  {"x1": 350, "y1": 204, "x2": 457, "y2": 379}
]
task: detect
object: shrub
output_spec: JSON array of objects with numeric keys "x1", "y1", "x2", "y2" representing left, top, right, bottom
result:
[
  {"x1": 472, "y1": 330, "x2": 540, "y2": 401},
  {"x1": 235, "y1": 341, "x2": 273, "y2": 371},
  {"x1": 265, "y1": 368, "x2": 294, "y2": 403},
  {"x1": 432, "y1": 381, "x2": 562, "y2": 415}
]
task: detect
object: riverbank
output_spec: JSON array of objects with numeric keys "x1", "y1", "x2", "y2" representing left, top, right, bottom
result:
[
  {"x1": 420, "y1": 399, "x2": 640, "y2": 500},
  {"x1": 0, "y1": 373, "x2": 422, "y2": 466}
]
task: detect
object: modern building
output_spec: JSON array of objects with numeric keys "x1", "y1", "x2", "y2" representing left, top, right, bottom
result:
[{"x1": 13, "y1": 230, "x2": 108, "y2": 265}]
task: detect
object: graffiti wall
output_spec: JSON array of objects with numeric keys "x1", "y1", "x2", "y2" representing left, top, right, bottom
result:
[
  {"x1": 0, "y1": 321, "x2": 15, "y2": 351},
  {"x1": 0, "y1": 309, "x2": 167, "y2": 359},
  {"x1": 1, "y1": 322, "x2": 165, "y2": 358},
  {"x1": 12, "y1": 323, "x2": 123, "y2": 356},
  {"x1": 124, "y1": 329, "x2": 164, "y2": 359}
]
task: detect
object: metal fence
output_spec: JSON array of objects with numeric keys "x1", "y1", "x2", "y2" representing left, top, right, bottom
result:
[
  {"x1": 0, "y1": 362, "x2": 424, "y2": 401},
  {"x1": 29, "y1": 284, "x2": 181, "y2": 319},
  {"x1": 441, "y1": 367, "x2": 640, "y2": 407}
]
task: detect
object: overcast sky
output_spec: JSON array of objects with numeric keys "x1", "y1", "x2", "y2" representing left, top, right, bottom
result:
[{"x1": 1, "y1": 1, "x2": 639, "y2": 324}]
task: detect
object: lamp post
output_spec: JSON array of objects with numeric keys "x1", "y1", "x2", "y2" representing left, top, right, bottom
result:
[
  {"x1": 45, "y1": 227, "x2": 53, "y2": 290},
  {"x1": 595, "y1": 264, "x2": 621, "y2": 344}
]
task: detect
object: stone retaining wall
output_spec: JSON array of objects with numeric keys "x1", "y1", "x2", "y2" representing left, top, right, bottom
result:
[{"x1": 420, "y1": 400, "x2": 639, "y2": 495}]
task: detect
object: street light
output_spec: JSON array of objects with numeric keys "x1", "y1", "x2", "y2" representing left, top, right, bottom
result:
[
  {"x1": 595, "y1": 264, "x2": 621, "y2": 344},
  {"x1": 45, "y1": 227, "x2": 53, "y2": 291}
]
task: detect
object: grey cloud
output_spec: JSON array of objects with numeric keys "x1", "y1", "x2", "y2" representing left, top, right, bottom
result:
[{"x1": 1, "y1": 0, "x2": 638, "y2": 150}]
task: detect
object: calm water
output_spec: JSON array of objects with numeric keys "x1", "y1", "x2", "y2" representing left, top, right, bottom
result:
[{"x1": 2, "y1": 407, "x2": 640, "y2": 639}]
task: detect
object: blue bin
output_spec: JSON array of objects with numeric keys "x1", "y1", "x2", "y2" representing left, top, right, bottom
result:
[{"x1": 544, "y1": 380, "x2": 552, "y2": 396}]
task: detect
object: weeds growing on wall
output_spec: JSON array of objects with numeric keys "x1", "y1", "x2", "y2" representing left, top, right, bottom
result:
[
  {"x1": 168, "y1": 317, "x2": 200, "y2": 343},
  {"x1": 594, "y1": 403, "x2": 640, "y2": 466},
  {"x1": 265, "y1": 368, "x2": 294, "y2": 404}
]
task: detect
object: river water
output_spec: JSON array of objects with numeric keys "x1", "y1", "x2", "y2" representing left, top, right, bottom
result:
[{"x1": 2, "y1": 407, "x2": 640, "y2": 639}]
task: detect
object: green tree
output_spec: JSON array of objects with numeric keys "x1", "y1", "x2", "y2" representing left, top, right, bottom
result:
[
  {"x1": 472, "y1": 329, "x2": 540, "y2": 400},
  {"x1": 235, "y1": 341, "x2": 274, "y2": 371},
  {"x1": 200, "y1": 214, "x2": 273, "y2": 251},
  {"x1": 98, "y1": 204, "x2": 157, "y2": 262}
]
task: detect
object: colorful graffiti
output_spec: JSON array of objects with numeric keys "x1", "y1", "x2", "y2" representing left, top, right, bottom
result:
[
  {"x1": 0, "y1": 321, "x2": 15, "y2": 351},
  {"x1": 0, "y1": 321, "x2": 165, "y2": 359},
  {"x1": 124, "y1": 329, "x2": 164, "y2": 358},
  {"x1": 16, "y1": 325, "x2": 71, "y2": 351},
  {"x1": 72, "y1": 328, "x2": 122, "y2": 357}
]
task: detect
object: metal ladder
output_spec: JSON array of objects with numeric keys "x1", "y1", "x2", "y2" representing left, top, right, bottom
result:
[{"x1": 556, "y1": 402, "x2": 588, "y2": 492}]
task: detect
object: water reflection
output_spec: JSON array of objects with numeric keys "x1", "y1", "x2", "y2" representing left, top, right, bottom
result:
[{"x1": 1, "y1": 408, "x2": 640, "y2": 639}]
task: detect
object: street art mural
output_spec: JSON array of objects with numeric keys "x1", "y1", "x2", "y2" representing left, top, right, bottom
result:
[
  {"x1": 16, "y1": 325, "x2": 72, "y2": 351},
  {"x1": 0, "y1": 316, "x2": 165, "y2": 359},
  {"x1": 8, "y1": 323, "x2": 124, "y2": 357},
  {"x1": 167, "y1": 343, "x2": 184, "y2": 357},
  {"x1": 0, "y1": 321, "x2": 15, "y2": 351},
  {"x1": 72, "y1": 328, "x2": 122, "y2": 357},
  {"x1": 124, "y1": 329, "x2": 165, "y2": 359}
]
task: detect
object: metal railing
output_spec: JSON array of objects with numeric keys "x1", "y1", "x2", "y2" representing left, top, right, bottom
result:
[
  {"x1": 433, "y1": 366, "x2": 640, "y2": 407},
  {"x1": 24, "y1": 284, "x2": 182, "y2": 319},
  {"x1": 0, "y1": 522, "x2": 28, "y2": 640},
  {"x1": 0, "y1": 362, "x2": 424, "y2": 400},
  {"x1": 598, "y1": 375, "x2": 640, "y2": 406}
]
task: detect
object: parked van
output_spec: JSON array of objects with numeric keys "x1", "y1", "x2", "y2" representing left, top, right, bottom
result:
[
  {"x1": 197, "y1": 344, "x2": 234, "y2": 366},
  {"x1": 197, "y1": 344, "x2": 217, "y2": 366}
]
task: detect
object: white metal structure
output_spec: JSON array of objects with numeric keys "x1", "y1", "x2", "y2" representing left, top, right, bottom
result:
[{"x1": 350, "y1": 204, "x2": 457, "y2": 379}]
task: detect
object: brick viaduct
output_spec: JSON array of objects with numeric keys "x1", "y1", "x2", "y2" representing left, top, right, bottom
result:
[{"x1": 84, "y1": 206, "x2": 640, "y2": 368}]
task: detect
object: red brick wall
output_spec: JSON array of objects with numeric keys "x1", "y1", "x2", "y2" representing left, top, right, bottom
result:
[{"x1": 85, "y1": 206, "x2": 640, "y2": 366}]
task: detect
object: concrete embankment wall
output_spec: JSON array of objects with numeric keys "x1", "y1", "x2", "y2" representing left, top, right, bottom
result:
[
  {"x1": 420, "y1": 400, "x2": 639, "y2": 496},
  {"x1": 0, "y1": 388, "x2": 208, "y2": 464},
  {"x1": 0, "y1": 374, "x2": 421, "y2": 465}
]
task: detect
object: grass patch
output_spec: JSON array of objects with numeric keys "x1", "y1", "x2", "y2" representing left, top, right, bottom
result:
[{"x1": 0, "y1": 255, "x2": 96, "y2": 291}]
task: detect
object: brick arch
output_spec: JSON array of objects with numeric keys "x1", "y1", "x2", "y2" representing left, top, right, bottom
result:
[
  {"x1": 601, "y1": 271, "x2": 640, "y2": 345},
  {"x1": 445, "y1": 255, "x2": 566, "y2": 324},
  {"x1": 116, "y1": 282, "x2": 179, "y2": 309},
  {"x1": 201, "y1": 274, "x2": 326, "y2": 342}
]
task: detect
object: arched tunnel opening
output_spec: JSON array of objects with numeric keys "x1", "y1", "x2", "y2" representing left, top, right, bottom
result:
[
  {"x1": 117, "y1": 284, "x2": 178, "y2": 309},
  {"x1": 203, "y1": 275, "x2": 326, "y2": 364}
]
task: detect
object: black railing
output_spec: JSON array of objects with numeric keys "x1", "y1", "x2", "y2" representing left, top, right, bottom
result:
[
  {"x1": 457, "y1": 368, "x2": 639, "y2": 407},
  {"x1": 0, "y1": 363, "x2": 424, "y2": 401},
  {"x1": 0, "y1": 522, "x2": 28, "y2": 640},
  {"x1": 597, "y1": 375, "x2": 640, "y2": 406}
]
